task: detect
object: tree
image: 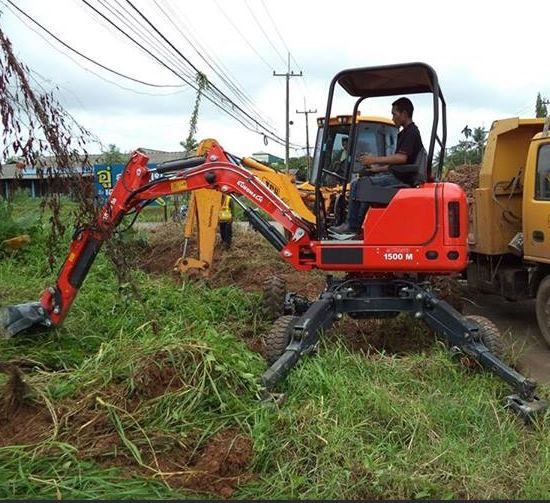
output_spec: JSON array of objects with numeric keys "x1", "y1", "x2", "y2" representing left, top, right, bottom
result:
[
  {"x1": 472, "y1": 126, "x2": 487, "y2": 161},
  {"x1": 536, "y1": 92, "x2": 548, "y2": 118},
  {"x1": 101, "y1": 144, "x2": 128, "y2": 165},
  {"x1": 288, "y1": 155, "x2": 310, "y2": 181},
  {"x1": 444, "y1": 125, "x2": 487, "y2": 168},
  {"x1": 461, "y1": 125, "x2": 472, "y2": 139}
]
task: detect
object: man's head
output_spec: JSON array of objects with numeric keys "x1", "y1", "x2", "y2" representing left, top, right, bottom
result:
[
  {"x1": 341, "y1": 136, "x2": 348, "y2": 148},
  {"x1": 391, "y1": 97, "x2": 414, "y2": 127}
]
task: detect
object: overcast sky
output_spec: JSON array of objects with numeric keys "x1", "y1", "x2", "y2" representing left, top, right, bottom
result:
[{"x1": 1, "y1": 0, "x2": 550, "y2": 160}]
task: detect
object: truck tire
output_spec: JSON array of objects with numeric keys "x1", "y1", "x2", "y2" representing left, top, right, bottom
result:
[
  {"x1": 466, "y1": 315, "x2": 505, "y2": 359},
  {"x1": 535, "y1": 276, "x2": 550, "y2": 347},
  {"x1": 264, "y1": 315, "x2": 298, "y2": 365},
  {"x1": 260, "y1": 276, "x2": 286, "y2": 322}
]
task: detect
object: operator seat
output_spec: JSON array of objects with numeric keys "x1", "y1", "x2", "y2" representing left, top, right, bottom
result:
[{"x1": 354, "y1": 147, "x2": 428, "y2": 205}]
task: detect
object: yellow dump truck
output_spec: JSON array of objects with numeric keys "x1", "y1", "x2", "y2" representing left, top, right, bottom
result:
[{"x1": 466, "y1": 116, "x2": 550, "y2": 344}]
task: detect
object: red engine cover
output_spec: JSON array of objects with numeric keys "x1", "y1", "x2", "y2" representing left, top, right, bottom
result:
[{"x1": 305, "y1": 182, "x2": 468, "y2": 274}]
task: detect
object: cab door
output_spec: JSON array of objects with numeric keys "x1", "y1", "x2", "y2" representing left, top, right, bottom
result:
[{"x1": 524, "y1": 139, "x2": 550, "y2": 261}]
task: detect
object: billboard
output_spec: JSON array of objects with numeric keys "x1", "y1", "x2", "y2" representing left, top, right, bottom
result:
[{"x1": 94, "y1": 163, "x2": 167, "y2": 206}]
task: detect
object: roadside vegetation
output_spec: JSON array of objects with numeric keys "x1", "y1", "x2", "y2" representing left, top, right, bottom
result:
[{"x1": 1, "y1": 194, "x2": 550, "y2": 500}]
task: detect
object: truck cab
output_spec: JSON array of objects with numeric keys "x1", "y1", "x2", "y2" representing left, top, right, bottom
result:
[{"x1": 467, "y1": 116, "x2": 550, "y2": 344}]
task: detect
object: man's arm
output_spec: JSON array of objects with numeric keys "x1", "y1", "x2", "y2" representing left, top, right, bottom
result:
[{"x1": 358, "y1": 152, "x2": 407, "y2": 172}]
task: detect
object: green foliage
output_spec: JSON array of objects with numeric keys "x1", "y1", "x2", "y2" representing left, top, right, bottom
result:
[
  {"x1": 181, "y1": 72, "x2": 208, "y2": 152},
  {"x1": 536, "y1": 92, "x2": 548, "y2": 118},
  {"x1": 445, "y1": 125, "x2": 487, "y2": 167},
  {"x1": 0, "y1": 193, "x2": 42, "y2": 242},
  {"x1": 287, "y1": 155, "x2": 311, "y2": 180},
  {"x1": 101, "y1": 144, "x2": 128, "y2": 165}
]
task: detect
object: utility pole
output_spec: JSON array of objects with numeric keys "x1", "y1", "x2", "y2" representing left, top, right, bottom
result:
[
  {"x1": 273, "y1": 52, "x2": 302, "y2": 172},
  {"x1": 296, "y1": 99, "x2": 316, "y2": 179}
]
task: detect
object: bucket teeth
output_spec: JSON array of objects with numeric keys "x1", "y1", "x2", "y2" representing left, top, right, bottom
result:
[{"x1": 0, "y1": 303, "x2": 49, "y2": 338}]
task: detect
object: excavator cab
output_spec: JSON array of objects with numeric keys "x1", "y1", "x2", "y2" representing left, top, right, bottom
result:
[{"x1": 313, "y1": 62, "x2": 447, "y2": 240}]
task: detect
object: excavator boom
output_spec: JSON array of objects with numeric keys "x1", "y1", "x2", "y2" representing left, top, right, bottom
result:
[{"x1": 2, "y1": 143, "x2": 312, "y2": 336}]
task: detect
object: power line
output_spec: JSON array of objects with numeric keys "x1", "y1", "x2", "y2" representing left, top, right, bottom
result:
[
  {"x1": 259, "y1": 0, "x2": 301, "y2": 72},
  {"x1": 1, "y1": 0, "x2": 185, "y2": 89},
  {"x1": 80, "y1": 0, "x2": 299, "y2": 147},
  {"x1": 6, "y1": 2, "x2": 189, "y2": 98},
  {"x1": 243, "y1": 0, "x2": 287, "y2": 66},
  {"x1": 212, "y1": 0, "x2": 277, "y2": 74},
  {"x1": 79, "y1": 0, "x2": 252, "y2": 132},
  {"x1": 122, "y1": 0, "x2": 296, "y2": 146},
  {"x1": 152, "y1": 0, "x2": 277, "y2": 130}
]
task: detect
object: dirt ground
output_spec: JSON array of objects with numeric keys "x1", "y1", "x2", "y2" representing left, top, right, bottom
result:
[{"x1": 0, "y1": 350, "x2": 254, "y2": 498}]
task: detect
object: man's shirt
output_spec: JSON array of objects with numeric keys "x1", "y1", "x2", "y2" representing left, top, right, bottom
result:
[{"x1": 396, "y1": 122, "x2": 423, "y2": 163}]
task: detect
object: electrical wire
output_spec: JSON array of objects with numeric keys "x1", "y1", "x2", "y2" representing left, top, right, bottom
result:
[
  {"x1": 1, "y1": 0, "x2": 185, "y2": 89},
  {"x1": 152, "y1": 0, "x2": 278, "y2": 130},
  {"x1": 120, "y1": 0, "x2": 299, "y2": 147},
  {"x1": 259, "y1": 0, "x2": 301, "y2": 71},
  {"x1": 212, "y1": 0, "x2": 277, "y2": 74},
  {"x1": 243, "y1": 0, "x2": 286, "y2": 66}
]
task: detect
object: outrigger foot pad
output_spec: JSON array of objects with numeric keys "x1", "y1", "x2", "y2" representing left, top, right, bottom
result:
[
  {"x1": 0, "y1": 303, "x2": 49, "y2": 338},
  {"x1": 505, "y1": 394, "x2": 548, "y2": 423}
]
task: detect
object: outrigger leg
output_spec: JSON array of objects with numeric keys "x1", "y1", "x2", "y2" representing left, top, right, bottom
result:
[{"x1": 261, "y1": 277, "x2": 547, "y2": 421}]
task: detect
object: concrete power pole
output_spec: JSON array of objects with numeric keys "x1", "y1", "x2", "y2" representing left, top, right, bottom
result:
[
  {"x1": 296, "y1": 101, "x2": 317, "y2": 179},
  {"x1": 273, "y1": 52, "x2": 302, "y2": 172}
]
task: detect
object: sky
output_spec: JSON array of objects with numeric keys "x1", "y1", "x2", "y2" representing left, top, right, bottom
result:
[{"x1": 1, "y1": 0, "x2": 550, "y2": 161}]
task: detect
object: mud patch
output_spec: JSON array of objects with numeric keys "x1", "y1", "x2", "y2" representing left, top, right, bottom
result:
[
  {"x1": 132, "y1": 350, "x2": 187, "y2": 399},
  {"x1": 0, "y1": 364, "x2": 52, "y2": 447},
  {"x1": 181, "y1": 427, "x2": 254, "y2": 498},
  {"x1": 333, "y1": 315, "x2": 436, "y2": 356}
]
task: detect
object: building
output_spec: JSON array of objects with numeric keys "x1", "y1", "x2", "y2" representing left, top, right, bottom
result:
[
  {"x1": 251, "y1": 152, "x2": 285, "y2": 167},
  {"x1": 0, "y1": 148, "x2": 187, "y2": 199}
]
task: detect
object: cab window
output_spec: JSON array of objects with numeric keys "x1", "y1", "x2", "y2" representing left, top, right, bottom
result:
[{"x1": 535, "y1": 143, "x2": 550, "y2": 200}]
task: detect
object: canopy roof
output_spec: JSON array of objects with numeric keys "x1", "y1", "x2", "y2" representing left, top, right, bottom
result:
[{"x1": 335, "y1": 62, "x2": 439, "y2": 97}]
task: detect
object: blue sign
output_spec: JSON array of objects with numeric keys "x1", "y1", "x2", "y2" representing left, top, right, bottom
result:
[{"x1": 93, "y1": 163, "x2": 167, "y2": 206}]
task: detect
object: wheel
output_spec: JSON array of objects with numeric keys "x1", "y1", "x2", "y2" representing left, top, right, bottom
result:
[
  {"x1": 260, "y1": 276, "x2": 287, "y2": 322},
  {"x1": 219, "y1": 221, "x2": 233, "y2": 248},
  {"x1": 535, "y1": 275, "x2": 550, "y2": 347},
  {"x1": 465, "y1": 315, "x2": 505, "y2": 359},
  {"x1": 264, "y1": 315, "x2": 298, "y2": 365}
]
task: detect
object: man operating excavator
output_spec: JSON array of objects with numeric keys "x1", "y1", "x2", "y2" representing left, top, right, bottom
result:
[{"x1": 329, "y1": 97, "x2": 424, "y2": 239}]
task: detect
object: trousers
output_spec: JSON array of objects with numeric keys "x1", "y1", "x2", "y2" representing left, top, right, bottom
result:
[{"x1": 347, "y1": 171, "x2": 404, "y2": 229}]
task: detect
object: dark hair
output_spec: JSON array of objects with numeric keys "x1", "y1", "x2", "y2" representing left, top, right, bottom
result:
[{"x1": 392, "y1": 97, "x2": 414, "y2": 117}]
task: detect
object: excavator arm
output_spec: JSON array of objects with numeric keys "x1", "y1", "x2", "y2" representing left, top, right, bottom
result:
[{"x1": 1, "y1": 142, "x2": 314, "y2": 336}]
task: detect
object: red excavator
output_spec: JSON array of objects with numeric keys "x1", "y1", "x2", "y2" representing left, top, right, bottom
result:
[{"x1": 1, "y1": 63, "x2": 545, "y2": 420}]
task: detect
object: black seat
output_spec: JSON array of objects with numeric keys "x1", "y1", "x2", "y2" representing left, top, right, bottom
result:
[
  {"x1": 389, "y1": 147, "x2": 428, "y2": 186},
  {"x1": 353, "y1": 148, "x2": 428, "y2": 205}
]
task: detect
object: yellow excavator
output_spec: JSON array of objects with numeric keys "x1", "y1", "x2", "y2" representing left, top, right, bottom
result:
[{"x1": 175, "y1": 115, "x2": 398, "y2": 275}]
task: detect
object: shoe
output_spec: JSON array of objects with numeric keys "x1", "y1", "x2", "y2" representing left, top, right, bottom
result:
[
  {"x1": 328, "y1": 222, "x2": 354, "y2": 234},
  {"x1": 332, "y1": 232, "x2": 361, "y2": 241}
]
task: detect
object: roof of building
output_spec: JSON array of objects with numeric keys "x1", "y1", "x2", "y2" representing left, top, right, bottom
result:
[{"x1": 0, "y1": 147, "x2": 188, "y2": 180}]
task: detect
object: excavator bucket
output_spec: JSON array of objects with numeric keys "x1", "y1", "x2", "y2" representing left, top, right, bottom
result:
[{"x1": 0, "y1": 302, "x2": 49, "y2": 338}]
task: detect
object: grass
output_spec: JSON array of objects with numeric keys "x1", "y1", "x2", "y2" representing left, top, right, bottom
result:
[{"x1": 1, "y1": 194, "x2": 550, "y2": 499}]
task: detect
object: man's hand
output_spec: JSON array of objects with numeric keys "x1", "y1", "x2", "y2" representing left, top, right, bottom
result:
[
  {"x1": 358, "y1": 153, "x2": 377, "y2": 166},
  {"x1": 358, "y1": 153, "x2": 388, "y2": 173}
]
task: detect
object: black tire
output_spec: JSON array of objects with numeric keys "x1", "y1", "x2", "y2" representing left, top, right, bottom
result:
[
  {"x1": 219, "y1": 221, "x2": 233, "y2": 248},
  {"x1": 466, "y1": 315, "x2": 505, "y2": 359},
  {"x1": 264, "y1": 315, "x2": 298, "y2": 365},
  {"x1": 535, "y1": 275, "x2": 550, "y2": 348},
  {"x1": 260, "y1": 276, "x2": 287, "y2": 322}
]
